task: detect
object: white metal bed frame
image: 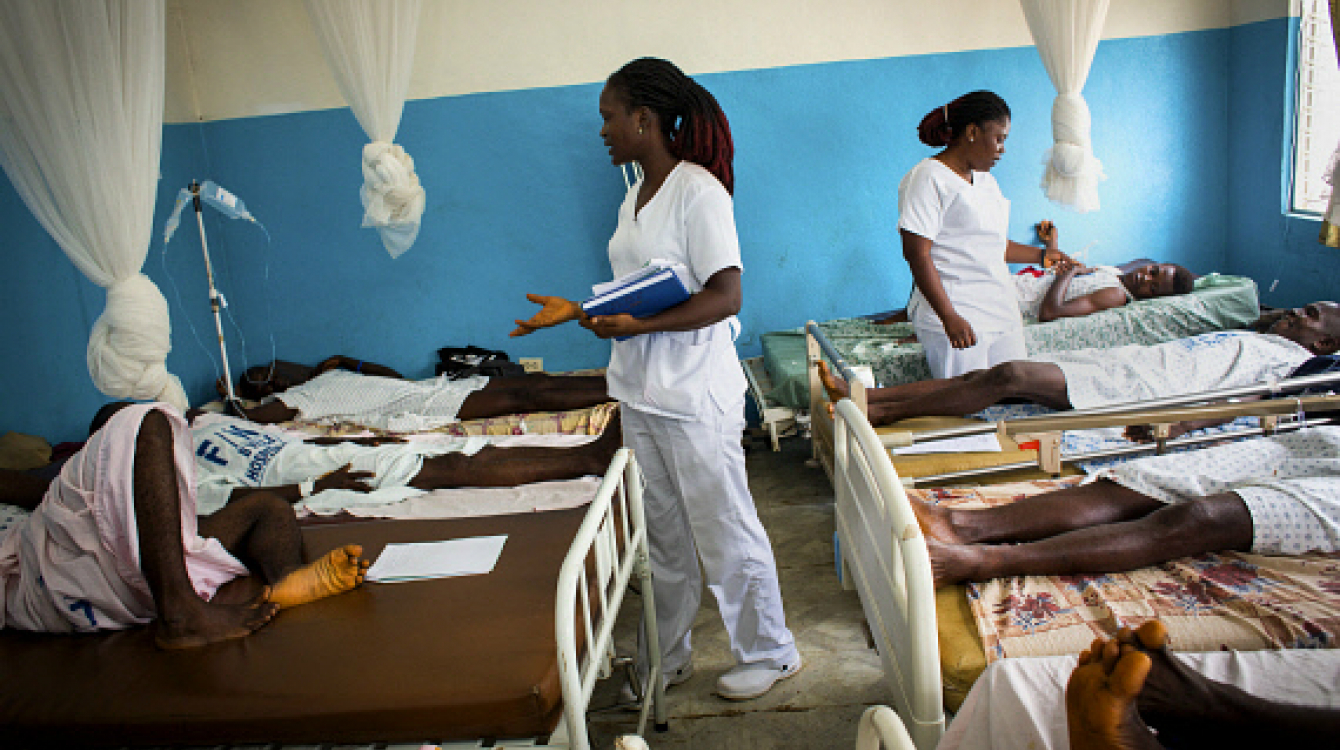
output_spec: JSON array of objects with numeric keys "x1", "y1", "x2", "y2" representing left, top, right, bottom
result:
[{"x1": 832, "y1": 398, "x2": 943, "y2": 750}]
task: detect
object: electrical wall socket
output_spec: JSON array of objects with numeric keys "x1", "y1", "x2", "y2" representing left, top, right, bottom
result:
[{"x1": 520, "y1": 357, "x2": 544, "y2": 373}]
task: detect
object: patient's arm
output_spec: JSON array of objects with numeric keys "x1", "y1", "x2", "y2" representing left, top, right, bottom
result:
[
  {"x1": 0, "y1": 468, "x2": 50, "y2": 511},
  {"x1": 315, "y1": 356, "x2": 402, "y2": 380},
  {"x1": 1252, "y1": 308, "x2": 1289, "y2": 333},
  {"x1": 226, "y1": 463, "x2": 375, "y2": 505},
  {"x1": 236, "y1": 400, "x2": 300, "y2": 424},
  {"x1": 1038, "y1": 264, "x2": 1130, "y2": 322}
]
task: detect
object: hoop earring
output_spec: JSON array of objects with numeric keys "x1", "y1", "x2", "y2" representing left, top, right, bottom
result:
[{"x1": 638, "y1": 127, "x2": 644, "y2": 135}]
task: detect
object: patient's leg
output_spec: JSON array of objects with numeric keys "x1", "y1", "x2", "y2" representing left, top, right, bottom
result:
[
  {"x1": 1118, "y1": 621, "x2": 1340, "y2": 747},
  {"x1": 133, "y1": 410, "x2": 277, "y2": 649},
  {"x1": 410, "y1": 411, "x2": 622, "y2": 489},
  {"x1": 818, "y1": 360, "x2": 1071, "y2": 425},
  {"x1": 924, "y1": 490, "x2": 1252, "y2": 587},
  {"x1": 201, "y1": 492, "x2": 367, "y2": 609},
  {"x1": 457, "y1": 373, "x2": 609, "y2": 420}
]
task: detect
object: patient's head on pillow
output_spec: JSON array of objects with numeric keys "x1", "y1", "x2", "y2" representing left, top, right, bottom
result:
[
  {"x1": 1121, "y1": 263, "x2": 1195, "y2": 300},
  {"x1": 1270, "y1": 301, "x2": 1340, "y2": 355},
  {"x1": 230, "y1": 360, "x2": 316, "y2": 400}
]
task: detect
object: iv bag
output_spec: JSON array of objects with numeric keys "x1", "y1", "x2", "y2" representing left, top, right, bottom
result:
[{"x1": 199, "y1": 180, "x2": 254, "y2": 222}]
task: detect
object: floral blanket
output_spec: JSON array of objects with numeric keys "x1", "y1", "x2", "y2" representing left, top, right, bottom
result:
[{"x1": 915, "y1": 479, "x2": 1340, "y2": 663}]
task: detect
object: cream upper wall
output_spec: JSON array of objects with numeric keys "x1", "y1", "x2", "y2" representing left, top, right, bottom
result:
[{"x1": 165, "y1": 0, "x2": 1291, "y2": 124}]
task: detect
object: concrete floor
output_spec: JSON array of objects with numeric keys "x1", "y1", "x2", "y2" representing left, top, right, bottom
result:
[{"x1": 587, "y1": 433, "x2": 892, "y2": 749}]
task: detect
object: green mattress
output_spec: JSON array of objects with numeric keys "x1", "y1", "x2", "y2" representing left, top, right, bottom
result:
[{"x1": 760, "y1": 274, "x2": 1261, "y2": 410}]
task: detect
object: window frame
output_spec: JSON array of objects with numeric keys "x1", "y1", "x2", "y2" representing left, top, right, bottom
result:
[{"x1": 1289, "y1": 0, "x2": 1340, "y2": 218}]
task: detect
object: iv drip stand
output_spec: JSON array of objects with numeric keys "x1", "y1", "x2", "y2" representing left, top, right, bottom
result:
[{"x1": 190, "y1": 180, "x2": 238, "y2": 404}]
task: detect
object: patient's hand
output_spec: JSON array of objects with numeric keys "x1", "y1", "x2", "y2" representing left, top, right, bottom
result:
[
  {"x1": 314, "y1": 464, "x2": 376, "y2": 493},
  {"x1": 1036, "y1": 220, "x2": 1059, "y2": 248},
  {"x1": 512, "y1": 294, "x2": 583, "y2": 337}
]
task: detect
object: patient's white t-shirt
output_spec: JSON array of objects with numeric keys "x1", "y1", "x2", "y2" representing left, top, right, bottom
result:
[
  {"x1": 900, "y1": 158, "x2": 1023, "y2": 335},
  {"x1": 1012, "y1": 266, "x2": 1130, "y2": 323}
]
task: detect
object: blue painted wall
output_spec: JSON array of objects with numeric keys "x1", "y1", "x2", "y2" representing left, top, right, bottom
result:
[
  {"x1": 1225, "y1": 16, "x2": 1340, "y2": 308},
  {"x1": 0, "y1": 28, "x2": 1245, "y2": 442}
]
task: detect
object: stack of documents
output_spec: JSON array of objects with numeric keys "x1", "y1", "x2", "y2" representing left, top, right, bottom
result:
[
  {"x1": 366, "y1": 535, "x2": 508, "y2": 583},
  {"x1": 582, "y1": 261, "x2": 693, "y2": 323}
]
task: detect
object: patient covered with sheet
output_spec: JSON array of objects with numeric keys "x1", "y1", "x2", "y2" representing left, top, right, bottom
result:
[
  {"x1": 229, "y1": 357, "x2": 609, "y2": 432},
  {"x1": 190, "y1": 411, "x2": 621, "y2": 515},
  {"x1": 821, "y1": 302, "x2": 1337, "y2": 426}
]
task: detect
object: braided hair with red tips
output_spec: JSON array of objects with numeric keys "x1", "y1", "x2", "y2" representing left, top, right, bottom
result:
[
  {"x1": 917, "y1": 90, "x2": 1011, "y2": 148},
  {"x1": 607, "y1": 58, "x2": 735, "y2": 194}
]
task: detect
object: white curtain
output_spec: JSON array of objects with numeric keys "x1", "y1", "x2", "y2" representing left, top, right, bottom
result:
[
  {"x1": 305, "y1": 0, "x2": 426, "y2": 259},
  {"x1": 1321, "y1": 0, "x2": 1340, "y2": 247},
  {"x1": 0, "y1": 0, "x2": 189, "y2": 409},
  {"x1": 1019, "y1": 0, "x2": 1110, "y2": 213}
]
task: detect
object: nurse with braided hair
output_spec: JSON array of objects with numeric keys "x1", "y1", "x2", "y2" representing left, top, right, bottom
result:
[
  {"x1": 512, "y1": 57, "x2": 800, "y2": 701},
  {"x1": 901, "y1": 90, "x2": 1071, "y2": 378}
]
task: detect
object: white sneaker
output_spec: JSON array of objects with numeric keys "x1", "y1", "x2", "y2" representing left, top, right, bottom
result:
[
  {"x1": 619, "y1": 662, "x2": 694, "y2": 707},
  {"x1": 714, "y1": 655, "x2": 804, "y2": 701}
]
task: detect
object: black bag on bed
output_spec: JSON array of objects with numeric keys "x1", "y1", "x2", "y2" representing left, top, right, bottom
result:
[{"x1": 435, "y1": 345, "x2": 527, "y2": 380}]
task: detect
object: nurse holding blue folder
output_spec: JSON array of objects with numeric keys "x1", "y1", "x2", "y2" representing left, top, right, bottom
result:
[{"x1": 511, "y1": 58, "x2": 800, "y2": 702}]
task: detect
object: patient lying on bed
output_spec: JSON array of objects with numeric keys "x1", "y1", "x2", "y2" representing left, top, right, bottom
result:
[
  {"x1": 227, "y1": 356, "x2": 609, "y2": 431},
  {"x1": 0, "y1": 403, "x2": 367, "y2": 649},
  {"x1": 910, "y1": 426, "x2": 1340, "y2": 588},
  {"x1": 875, "y1": 222, "x2": 1195, "y2": 325},
  {"x1": 189, "y1": 409, "x2": 622, "y2": 515},
  {"x1": 820, "y1": 302, "x2": 1339, "y2": 426}
]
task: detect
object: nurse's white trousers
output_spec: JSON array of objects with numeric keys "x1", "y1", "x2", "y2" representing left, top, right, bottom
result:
[{"x1": 621, "y1": 400, "x2": 798, "y2": 672}]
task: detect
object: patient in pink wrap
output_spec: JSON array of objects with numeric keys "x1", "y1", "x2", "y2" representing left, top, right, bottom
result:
[{"x1": 0, "y1": 402, "x2": 366, "y2": 649}]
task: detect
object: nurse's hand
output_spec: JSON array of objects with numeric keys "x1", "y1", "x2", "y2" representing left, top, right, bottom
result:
[
  {"x1": 511, "y1": 294, "x2": 583, "y2": 337},
  {"x1": 944, "y1": 313, "x2": 977, "y2": 349},
  {"x1": 582, "y1": 313, "x2": 643, "y2": 339}
]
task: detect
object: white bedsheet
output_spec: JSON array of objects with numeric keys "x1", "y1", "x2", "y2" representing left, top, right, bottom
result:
[{"x1": 939, "y1": 650, "x2": 1340, "y2": 750}]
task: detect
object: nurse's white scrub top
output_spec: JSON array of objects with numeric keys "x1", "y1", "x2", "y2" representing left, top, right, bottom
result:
[
  {"x1": 604, "y1": 161, "x2": 748, "y2": 420},
  {"x1": 899, "y1": 157, "x2": 1023, "y2": 335}
]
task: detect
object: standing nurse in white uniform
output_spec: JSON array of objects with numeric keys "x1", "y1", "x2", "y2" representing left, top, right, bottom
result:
[
  {"x1": 511, "y1": 58, "x2": 800, "y2": 701},
  {"x1": 901, "y1": 91, "x2": 1069, "y2": 378}
]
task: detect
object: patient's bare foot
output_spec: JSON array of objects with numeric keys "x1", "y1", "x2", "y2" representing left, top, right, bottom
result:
[
  {"x1": 155, "y1": 597, "x2": 278, "y2": 650},
  {"x1": 816, "y1": 361, "x2": 849, "y2": 403},
  {"x1": 1115, "y1": 621, "x2": 1220, "y2": 724},
  {"x1": 910, "y1": 496, "x2": 963, "y2": 545},
  {"x1": 924, "y1": 538, "x2": 985, "y2": 588},
  {"x1": 267, "y1": 544, "x2": 368, "y2": 609},
  {"x1": 1067, "y1": 638, "x2": 1163, "y2": 750}
]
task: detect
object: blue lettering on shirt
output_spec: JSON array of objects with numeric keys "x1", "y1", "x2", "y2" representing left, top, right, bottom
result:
[
  {"x1": 197, "y1": 441, "x2": 227, "y2": 466},
  {"x1": 196, "y1": 423, "x2": 288, "y2": 486},
  {"x1": 67, "y1": 598, "x2": 97, "y2": 628}
]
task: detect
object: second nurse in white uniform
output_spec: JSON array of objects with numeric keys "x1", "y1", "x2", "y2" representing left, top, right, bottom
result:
[
  {"x1": 900, "y1": 91, "x2": 1068, "y2": 378},
  {"x1": 512, "y1": 57, "x2": 800, "y2": 702}
]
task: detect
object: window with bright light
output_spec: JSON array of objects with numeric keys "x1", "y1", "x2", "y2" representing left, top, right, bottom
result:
[{"x1": 1293, "y1": 0, "x2": 1340, "y2": 215}]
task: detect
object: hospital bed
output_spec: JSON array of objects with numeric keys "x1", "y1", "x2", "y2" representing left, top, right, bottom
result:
[
  {"x1": 828, "y1": 389, "x2": 1340, "y2": 750},
  {"x1": 761, "y1": 272, "x2": 1259, "y2": 413},
  {"x1": 0, "y1": 447, "x2": 663, "y2": 749}
]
